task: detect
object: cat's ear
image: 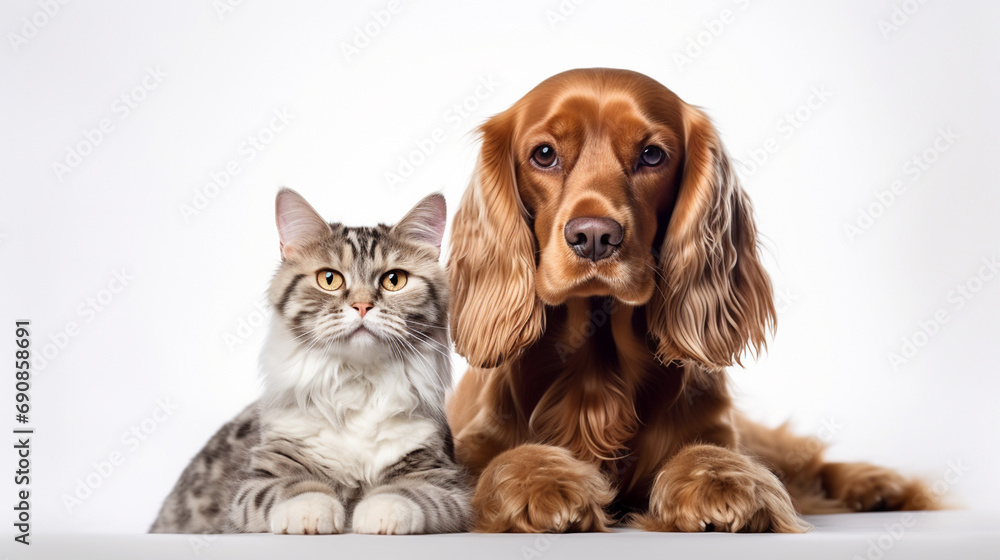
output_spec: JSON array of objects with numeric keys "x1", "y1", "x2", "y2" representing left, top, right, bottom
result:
[
  {"x1": 394, "y1": 193, "x2": 447, "y2": 255},
  {"x1": 275, "y1": 188, "x2": 331, "y2": 259}
]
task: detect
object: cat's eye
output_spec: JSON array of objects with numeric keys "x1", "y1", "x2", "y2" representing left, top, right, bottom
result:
[
  {"x1": 380, "y1": 270, "x2": 408, "y2": 292},
  {"x1": 316, "y1": 269, "x2": 344, "y2": 291}
]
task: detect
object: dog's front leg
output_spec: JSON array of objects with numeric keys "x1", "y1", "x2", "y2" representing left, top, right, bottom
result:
[
  {"x1": 635, "y1": 444, "x2": 809, "y2": 533},
  {"x1": 471, "y1": 444, "x2": 614, "y2": 532}
]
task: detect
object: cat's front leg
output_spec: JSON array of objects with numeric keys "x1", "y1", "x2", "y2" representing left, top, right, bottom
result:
[
  {"x1": 354, "y1": 468, "x2": 473, "y2": 534},
  {"x1": 269, "y1": 490, "x2": 346, "y2": 535},
  {"x1": 231, "y1": 476, "x2": 346, "y2": 535}
]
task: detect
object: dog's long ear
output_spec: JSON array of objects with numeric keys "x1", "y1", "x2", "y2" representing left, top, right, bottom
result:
[
  {"x1": 648, "y1": 104, "x2": 775, "y2": 370},
  {"x1": 448, "y1": 111, "x2": 545, "y2": 368}
]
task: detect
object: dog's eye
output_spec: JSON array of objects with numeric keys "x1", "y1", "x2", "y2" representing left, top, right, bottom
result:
[
  {"x1": 639, "y1": 146, "x2": 666, "y2": 167},
  {"x1": 531, "y1": 144, "x2": 558, "y2": 168}
]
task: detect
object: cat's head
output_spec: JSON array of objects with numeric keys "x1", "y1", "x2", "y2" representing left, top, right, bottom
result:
[{"x1": 268, "y1": 188, "x2": 448, "y2": 362}]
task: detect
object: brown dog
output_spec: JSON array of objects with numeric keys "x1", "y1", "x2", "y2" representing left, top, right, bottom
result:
[{"x1": 446, "y1": 68, "x2": 935, "y2": 533}]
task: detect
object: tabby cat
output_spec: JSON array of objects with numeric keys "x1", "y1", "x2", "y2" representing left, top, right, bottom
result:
[{"x1": 150, "y1": 189, "x2": 472, "y2": 534}]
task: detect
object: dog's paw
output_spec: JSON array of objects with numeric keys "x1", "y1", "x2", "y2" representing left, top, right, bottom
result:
[
  {"x1": 352, "y1": 494, "x2": 426, "y2": 535},
  {"x1": 822, "y1": 462, "x2": 938, "y2": 511},
  {"x1": 269, "y1": 492, "x2": 346, "y2": 535},
  {"x1": 472, "y1": 444, "x2": 614, "y2": 533},
  {"x1": 636, "y1": 444, "x2": 809, "y2": 533}
]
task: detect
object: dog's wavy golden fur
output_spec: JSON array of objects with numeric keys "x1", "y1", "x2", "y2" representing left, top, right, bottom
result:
[{"x1": 446, "y1": 68, "x2": 936, "y2": 533}]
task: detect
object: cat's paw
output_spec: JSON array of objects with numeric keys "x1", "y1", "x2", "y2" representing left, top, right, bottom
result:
[
  {"x1": 270, "y1": 492, "x2": 346, "y2": 535},
  {"x1": 352, "y1": 494, "x2": 426, "y2": 535}
]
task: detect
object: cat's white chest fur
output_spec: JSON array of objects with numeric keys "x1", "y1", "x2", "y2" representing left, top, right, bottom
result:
[
  {"x1": 262, "y1": 393, "x2": 437, "y2": 486},
  {"x1": 258, "y1": 323, "x2": 443, "y2": 487}
]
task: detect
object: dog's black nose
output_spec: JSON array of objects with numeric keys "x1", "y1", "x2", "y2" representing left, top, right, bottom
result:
[{"x1": 564, "y1": 217, "x2": 623, "y2": 262}]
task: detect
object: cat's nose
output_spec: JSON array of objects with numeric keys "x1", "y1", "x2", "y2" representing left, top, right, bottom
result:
[{"x1": 351, "y1": 302, "x2": 373, "y2": 318}]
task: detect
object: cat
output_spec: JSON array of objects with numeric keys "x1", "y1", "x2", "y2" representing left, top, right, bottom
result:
[{"x1": 150, "y1": 188, "x2": 472, "y2": 535}]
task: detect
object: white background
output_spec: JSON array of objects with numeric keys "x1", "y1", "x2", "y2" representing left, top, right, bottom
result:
[{"x1": 1, "y1": 0, "x2": 997, "y2": 535}]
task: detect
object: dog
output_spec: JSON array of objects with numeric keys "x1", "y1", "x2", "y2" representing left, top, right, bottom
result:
[{"x1": 445, "y1": 68, "x2": 936, "y2": 532}]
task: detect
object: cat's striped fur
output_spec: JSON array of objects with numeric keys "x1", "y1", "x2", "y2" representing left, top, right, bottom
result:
[{"x1": 150, "y1": 190, "x2": 472, "y2": 534}]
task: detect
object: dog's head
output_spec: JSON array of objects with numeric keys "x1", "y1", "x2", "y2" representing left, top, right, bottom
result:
[{"x1": 449, "y1": 68, "x2": 774, "y2": 370}]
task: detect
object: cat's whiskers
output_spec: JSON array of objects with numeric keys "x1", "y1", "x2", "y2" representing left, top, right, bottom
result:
[
  {"x1": 403, "y1": 328, "x2": 453, "y2": 360},
  {"x1": 300, "y1": 325, "x2": 342, "y2": 355},
  {"x1": 381, "y1": 316, "x2": 448, "y2": 348},
  {"x1": 386, "y1": 337, "x2": 408, "y2": 365},
  {"x1": 392, "y1": 333, "x2": 439, "y2": 375},
  {"x1": 377, "y1": 317, "x2": 452, "y2": 364},
  {"x1": 402, "y1": 318, "x2": 448, "y2": 331},
  {"x1": 373, "y1": 315, "x2": 452, "y2": 367},
  {"x1": 288, "y1": 323, "x2": 328, "y2": 344}
]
